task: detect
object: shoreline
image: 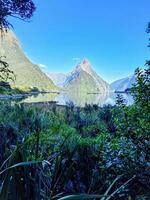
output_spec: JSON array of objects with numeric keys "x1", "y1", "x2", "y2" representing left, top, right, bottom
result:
[{"x1": 0, "y1": 91, "x2": 60, "y2": 100}]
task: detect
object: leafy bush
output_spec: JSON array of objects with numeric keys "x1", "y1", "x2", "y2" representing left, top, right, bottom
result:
[{"x1": 0, "y1": 66, "x2": 150, "y2": 199}]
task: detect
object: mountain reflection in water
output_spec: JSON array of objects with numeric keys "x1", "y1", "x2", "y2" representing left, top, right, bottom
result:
[{"x1": 22, "y1": 92, "x2": 134, "y2": 107}]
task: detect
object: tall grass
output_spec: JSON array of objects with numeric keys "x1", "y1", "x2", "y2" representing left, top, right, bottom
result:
[{"x1": 0, "y1": 100, "x2": 149, "y2": 199}]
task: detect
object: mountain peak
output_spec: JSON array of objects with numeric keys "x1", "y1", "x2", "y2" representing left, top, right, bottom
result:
[
  {"x1": 63, "y1": 59, "x2": 110, "y2": 94},
  {"x1": 76, "y1": 59, "x2": 92, "y2": 73},
  {"x1": 82, "y1": 59, "x2": 90, "y2": 65}
]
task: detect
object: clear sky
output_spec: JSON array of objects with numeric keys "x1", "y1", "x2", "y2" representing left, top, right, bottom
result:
[{"x1": 9, "y1": 0, "x2": 150, "y2": 83}]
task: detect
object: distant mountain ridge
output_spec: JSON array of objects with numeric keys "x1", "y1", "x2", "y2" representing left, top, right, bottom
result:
[
  {"x1": 48, "y1": 73, "x2": 67, "y2": 87},
  {"x1": 111, "y1": 75, "x2": 136, "y2": 92},
  {"x1": 63, "y1": 59, "x2": 110, "y2": 94},
  {"x1": 0, "y1": 30, "x2": 57, "y2": 91}
]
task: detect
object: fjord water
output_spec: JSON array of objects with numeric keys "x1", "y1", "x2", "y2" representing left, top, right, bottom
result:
[{"x1": 22, "y1": 92, "x2": 134, "y2": 107}]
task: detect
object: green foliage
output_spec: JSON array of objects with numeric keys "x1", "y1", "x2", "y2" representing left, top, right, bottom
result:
[
  {"x1": 0, "y1": 0, "x2": 36, "y2": 31},
  {"x1": 0, "y1": 64, "x2": 149, "y2": 199},
  {"x1": 0, "y1": 56, "x2": 15, "y2": 82}
]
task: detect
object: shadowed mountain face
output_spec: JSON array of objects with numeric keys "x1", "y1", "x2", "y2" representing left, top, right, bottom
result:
[
  {"x1": 63, "y1": 60, "x2": 110, "y2": 94},
  {"x1": 111, "y1": 75, "x2": 136, "y2": 92},
  {"x1": 0, "y1": 30, "x2": 57, "y2": 91}
]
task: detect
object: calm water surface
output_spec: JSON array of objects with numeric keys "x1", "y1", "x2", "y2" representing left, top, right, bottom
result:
[{"x1": 22, "y1": 92, "x2": 134, "y2": 107}]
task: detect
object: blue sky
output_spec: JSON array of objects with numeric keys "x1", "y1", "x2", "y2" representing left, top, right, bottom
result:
[{"x1": 9, "y1": 0, "x2": 150, "y2": 83}]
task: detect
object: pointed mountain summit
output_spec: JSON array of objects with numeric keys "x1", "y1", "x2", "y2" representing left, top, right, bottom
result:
[
  {"x1": 63, "y1": 59, "x2": 110, "y2": 94},
  {"x1": 0, "y1": 30, "x2": 57, "y2": 91},
  {"x1": 76, "y1": 59, "x2": 92, "y2": 73}
]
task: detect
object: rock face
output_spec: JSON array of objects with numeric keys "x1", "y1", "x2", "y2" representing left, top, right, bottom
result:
[
  {"x1": 63, "y1": 59, "x2": 110, "y2": 94},
  {"x1": 111, "y1": 75, "x2": 136, "y2": 92},
  {"x1": 0, "y1": 30, "x2": 57, "y2": 91}
]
